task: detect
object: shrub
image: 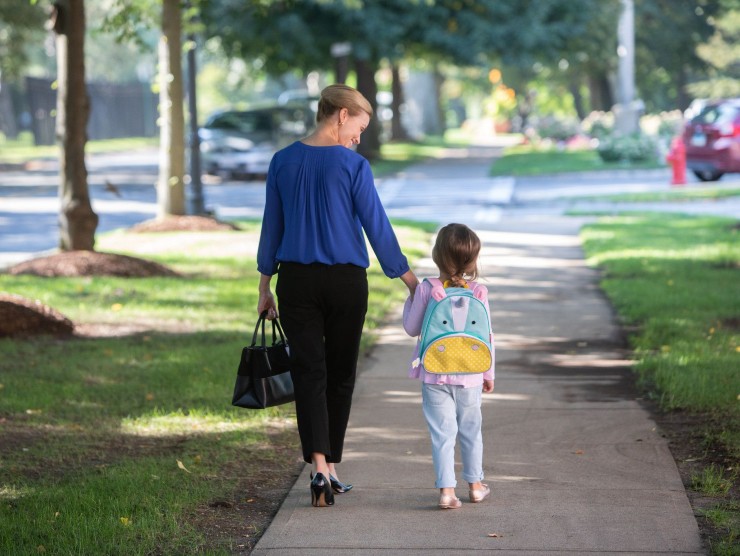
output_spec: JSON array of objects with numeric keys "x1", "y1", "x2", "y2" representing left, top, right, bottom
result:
[
  {"x1": 597, "y1": 133, "x2": 659, "y2": 163},
  {"x1": 536, "y1": 116, "x2": 581, "y2": 142},
  {"x1": 582, "y1": 111, "x2": 614, "y2": 140}
]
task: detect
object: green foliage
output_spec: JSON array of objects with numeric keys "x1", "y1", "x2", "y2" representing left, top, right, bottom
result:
[
  {"x1": 596, "y1": 133, "x2": 658, "y2": 163},
  {"x1": 689, "y1": 4, "x2": 740, "y2": 98},
  {"x1": 635, "y1": 0, "x2": 721, "y2": 112},
  {"x1": 0, "y1": 1, "x2": 46, "y2": 78}
]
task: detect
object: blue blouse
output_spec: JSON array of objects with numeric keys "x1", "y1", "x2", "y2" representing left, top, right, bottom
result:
[{"x1": 257, "y1": 141, "x2": 409, "y2": 278}]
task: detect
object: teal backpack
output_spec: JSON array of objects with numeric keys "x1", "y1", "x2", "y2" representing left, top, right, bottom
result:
[{"x1": 415, "y1": 278, "x2": 493, "y2": 374}]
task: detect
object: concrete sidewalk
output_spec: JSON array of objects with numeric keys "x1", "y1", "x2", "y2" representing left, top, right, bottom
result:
[{"x1": 252, "y1": 154, "x2": 704, "y2": 554}]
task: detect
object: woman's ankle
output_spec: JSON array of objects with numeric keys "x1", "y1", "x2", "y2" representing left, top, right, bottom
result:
[
  {"x1": 440, "y1": 487, "x2": 456, "y2": 496},
  {"x1": 469, "y1": 481, "x2": 483, "y2": 490}
]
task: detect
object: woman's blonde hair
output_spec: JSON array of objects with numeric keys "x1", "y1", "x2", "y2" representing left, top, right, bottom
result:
[
  {"x1": 432, "y1": 223, "x2": 481, "y2": 287},
  {"x1": 316, "y1": 84, "x2": 373, "y2": 123}
]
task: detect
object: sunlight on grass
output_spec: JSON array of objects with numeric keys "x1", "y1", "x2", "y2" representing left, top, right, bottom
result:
[
  {"x1": 120, "y1": 408, "x2": 291, "y2": 437},
  {"x1": 0, "y1": 486, "x2": 34, "y2": 501}
]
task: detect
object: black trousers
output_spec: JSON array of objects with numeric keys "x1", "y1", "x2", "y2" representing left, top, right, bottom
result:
[{"x1": 276, "y1": 262, "x2": 368, "y2": 464}]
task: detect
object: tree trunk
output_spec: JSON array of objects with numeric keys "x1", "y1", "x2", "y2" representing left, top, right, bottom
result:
[
  {"x1": 569, "y1": 77, "x2": 587, "y2": 120},
  {"x1": 157, "y1": 0, "x2": 185, "y2": 217},
  {"x1": 355, "y1": 58, "x2": 380, "y2": 161},
  {"x1": 0, "y1": 79, "x2": 18, "y2": 140},
  {"x1": 433, "y1": 68, "x2": 446, "y2": 136},
  {"x1": 588, "y1": 72, "x2": 614, "y2": 112},
  {"x1": 55, "y1": 0, "x2": 98, "y2": 251},
  {"x1": 390, "y1": 64, "x2": 409, "y2": 141}
]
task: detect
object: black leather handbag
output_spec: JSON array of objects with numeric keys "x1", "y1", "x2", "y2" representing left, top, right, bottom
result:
[{"x1": 232, "y1": 311, "x2": 294, "y2": 409}]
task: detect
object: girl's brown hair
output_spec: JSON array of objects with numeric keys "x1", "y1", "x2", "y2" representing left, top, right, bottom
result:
[
  {"x1": 432, "y1": 223, "x2": 481, "y2": 287},
  {"x1": 316, "y1": 84, "x2": 373, "y2": 123}
]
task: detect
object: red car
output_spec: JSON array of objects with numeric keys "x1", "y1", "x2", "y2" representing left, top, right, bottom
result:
[{"x1": 683, "y1": 98, "x2": 740, "y2": 181}]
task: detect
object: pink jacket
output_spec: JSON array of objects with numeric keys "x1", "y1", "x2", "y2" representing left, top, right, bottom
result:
[{"x1": 402, "y1": 278, "x2": 495, "y2": 388}]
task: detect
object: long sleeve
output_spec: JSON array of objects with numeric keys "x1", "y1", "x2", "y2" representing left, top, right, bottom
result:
[
  {"x1": 256, "y1": 160, "x2": 285, "y2": 276},
  {"x1": 403, "y1": 279, "x2": 432, "y2": 337},
  {"x1": 351, "y1": 160, "x2": 410, "y2": 279}
]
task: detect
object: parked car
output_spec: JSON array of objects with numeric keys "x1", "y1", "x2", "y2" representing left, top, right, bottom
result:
[
  {"x1": 682, "y1": 98, "x2": 740, "y2": 181},
  {"x1": 199, "y1": 103, "x2": 315, "y2": 180}
]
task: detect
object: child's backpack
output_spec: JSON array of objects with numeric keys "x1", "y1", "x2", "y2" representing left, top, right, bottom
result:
[{"x1": 414, "y1": 278, "x2": 493, "y2": 374}]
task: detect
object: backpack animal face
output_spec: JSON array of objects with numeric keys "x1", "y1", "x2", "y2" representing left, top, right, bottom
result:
[{"x1": 417, "y1": 279, "x2": 493, "y2": 374}]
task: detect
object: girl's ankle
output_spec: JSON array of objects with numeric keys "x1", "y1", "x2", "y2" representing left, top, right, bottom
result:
[{"x1": 440, "y1": 487, "x2": 456, "y2": 496}]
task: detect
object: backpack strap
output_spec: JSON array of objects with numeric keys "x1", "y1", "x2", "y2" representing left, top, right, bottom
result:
[{"x1": 425, "y1": 277, "x2": 447, "y2": 301}]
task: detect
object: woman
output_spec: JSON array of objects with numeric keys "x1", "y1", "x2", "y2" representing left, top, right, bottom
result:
[{"x1": 256, "y1": 84, "x2": 418, "y2": 507}]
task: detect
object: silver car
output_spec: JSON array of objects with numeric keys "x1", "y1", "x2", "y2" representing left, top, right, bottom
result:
[{"x1": 199, "y1": 104, "x2": 315, "y2": 180}]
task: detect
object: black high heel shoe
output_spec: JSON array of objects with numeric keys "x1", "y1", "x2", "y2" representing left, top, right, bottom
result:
[
  {"x1": 329, "y1": 474, "x2": 353, "y2": 494},
  {"x1": 310, "y1": 472, "x2": 334, "y2": 507},
  {"x1": 310, "y1": 472, "x2": 353, "y2": 494}
]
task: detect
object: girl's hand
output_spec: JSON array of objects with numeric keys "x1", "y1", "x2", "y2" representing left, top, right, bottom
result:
[{"x1": 482, "y1": 380, "x2": 494, "y2": 393}]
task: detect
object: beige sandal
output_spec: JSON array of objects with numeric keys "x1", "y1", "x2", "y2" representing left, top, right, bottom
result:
[
  {"x1": 438, "y1": 493, "x2": 462, "y2": 509},
  {"x1": 469, "y1": 484, "x2": 490, "y2": 503}
]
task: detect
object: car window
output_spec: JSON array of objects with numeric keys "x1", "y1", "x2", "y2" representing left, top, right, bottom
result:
[{"x1": 694, "y1": 104, "x2": 740, "y2": 126}]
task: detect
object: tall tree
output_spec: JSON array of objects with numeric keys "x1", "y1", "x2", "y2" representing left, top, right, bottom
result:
[
  {"x1": 157, "y1": 0, "x2": 186, "y2": 216},
  {"x1": 52, "y1": 0, "x2": 98, "y2": 250},
  {"x1": 103, "y1": 0, "x2": 193, "y2": 217},
  {"x1": 635, "y1": 0, "x2": 719, "y2": 111},
  {"x1": 689, "y1": 0, "x2": 740, "y2": 98}
]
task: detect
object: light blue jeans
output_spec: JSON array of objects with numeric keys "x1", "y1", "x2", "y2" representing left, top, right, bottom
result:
[{"x1": 421, "y1": 383, "x2": 484, "y2": 488}]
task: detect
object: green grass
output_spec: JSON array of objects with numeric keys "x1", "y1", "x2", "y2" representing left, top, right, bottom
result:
[
  {"x1": 372, "y1": 136, "x2": 468, "y2": 177},
  {"x1": 490, "y1": 144, "x2": 664, "y2": 176},
  {"x1": 0, "y1": 132, "x2": 158, "y2": 165},
  {"x1": 0, "y1": 222, "x2": 432, "y2": 554},
  {"x1": 581, "y1": 213, "x2": 739, "y2": 554},
  {"x1": 574, "y1": 188, "x2": 740, "y2": 203},
  {"x1": 581, "y1": 214, "x2": 739, "y2": 414},
  {"x1": 692, "y1": 465, "x2": 737, "y2": 496}
]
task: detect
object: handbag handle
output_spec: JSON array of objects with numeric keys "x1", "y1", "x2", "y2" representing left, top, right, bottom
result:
[{"x1": 251, "y1": 310, "x2": 287, "y2": 347}]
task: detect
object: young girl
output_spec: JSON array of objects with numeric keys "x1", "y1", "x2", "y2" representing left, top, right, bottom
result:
[{"x1": 402, "y1": 223, "x2": 494, "y2": 509}]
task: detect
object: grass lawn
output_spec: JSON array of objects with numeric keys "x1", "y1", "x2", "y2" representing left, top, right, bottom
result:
[
  {"x1": 581, "y1": 213, "x2": 739, "y2": 554},
  {"x1": 0, "y1": 132, "x2": 159, "y2": 165},
  {"x1": 0, "y1": 220, "x2": 432, "y2": 554},
  {"x1": 573, "y1": 188, "x2": 740, "y2": 203},
  {"x1": 490, "y1": 144, "x2": 664, "y2": 177}
]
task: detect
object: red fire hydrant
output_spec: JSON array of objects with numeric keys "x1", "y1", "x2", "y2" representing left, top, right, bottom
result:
[{"x1": 666, "y1": 136, "x2": 686, "y2": 186}]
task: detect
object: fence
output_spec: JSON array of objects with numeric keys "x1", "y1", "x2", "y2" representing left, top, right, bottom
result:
[{"x1": 24, "y1": 76, "x2": 158, "y2": 145}]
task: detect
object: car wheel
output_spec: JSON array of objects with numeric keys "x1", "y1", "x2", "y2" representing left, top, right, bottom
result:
[{"x1": 693, "y1": 169, "x2": 724, "y2": 182}]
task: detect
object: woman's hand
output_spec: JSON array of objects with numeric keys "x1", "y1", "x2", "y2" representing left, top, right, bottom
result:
[
  {"x1": 258, "y1": 274, "x2": 278, "y2": 319},
  {"x1": 482, "y1": 380, "x2": 494, "y2": 393},
  {"x1": 400, "y1": 269, "x2": 419, "y2": 297}
]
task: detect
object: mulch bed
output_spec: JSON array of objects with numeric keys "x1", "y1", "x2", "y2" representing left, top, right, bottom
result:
[
  {"x1": 130, "y1": 215, "x2": 240, "y2": 233},
  {"x1": 7, "y1": 250, "x2": 179, "y2": 278},
  {"x1": 0, "y1": 293, "x2": 74, "y2": 337}
]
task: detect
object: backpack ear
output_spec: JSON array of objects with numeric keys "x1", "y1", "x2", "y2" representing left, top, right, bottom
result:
[
  {"x1": 431, "y1": 284, "x2": 447, "y2": 301},
  {"x1": 472, "y1": 284, "x2": 488, "y2": 301}
]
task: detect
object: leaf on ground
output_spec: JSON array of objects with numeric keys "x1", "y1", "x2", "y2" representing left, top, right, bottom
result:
[
  {"x1": 487, "y1": 533, "x2": 503, "y2": 538},
  {"x1": 574, "y1": 449, "x2": 585, "y2": 455},
  {"x1": 177, "y1": 460, "x2": 192, "y2": 473}
]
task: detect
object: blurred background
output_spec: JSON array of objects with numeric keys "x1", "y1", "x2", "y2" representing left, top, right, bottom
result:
[{"x1": 0, "y1": 0, "x2": 737, "y2": 170}]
